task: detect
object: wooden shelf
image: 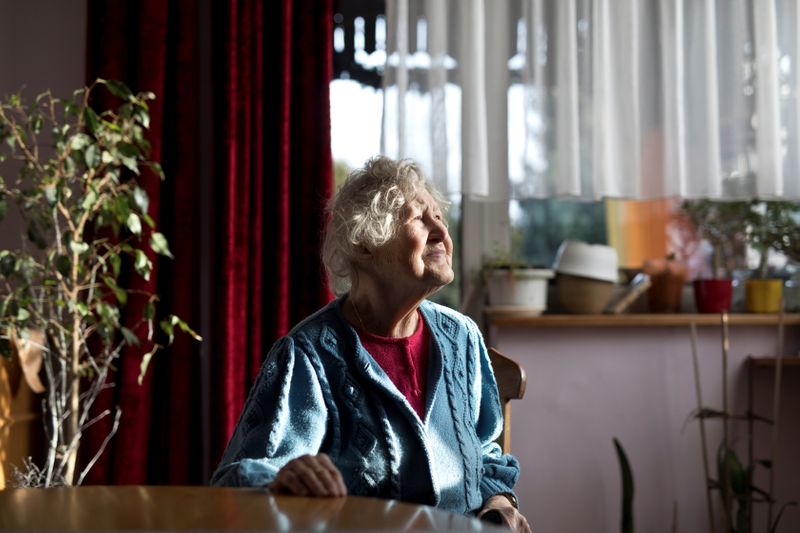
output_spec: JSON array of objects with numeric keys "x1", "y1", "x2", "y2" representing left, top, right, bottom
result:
[
  {"x1": 485, "y1": 309, "x2": 800, "y2": 328},
  {"x1": 749, "y1": 356, "x2": 800, "y2": 367}
]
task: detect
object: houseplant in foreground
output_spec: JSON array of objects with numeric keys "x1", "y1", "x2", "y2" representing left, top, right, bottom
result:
[{"x1": 0, "y1": 79, "x2": 199, "y2": 487}]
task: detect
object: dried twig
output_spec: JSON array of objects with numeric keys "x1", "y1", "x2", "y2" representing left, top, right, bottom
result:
[
  {"x1": 690, "y1": 322, "x2": 717, "y2": 533},
  {"x1": 766, "y1": 302, "x2": 786, "y2": 531}
]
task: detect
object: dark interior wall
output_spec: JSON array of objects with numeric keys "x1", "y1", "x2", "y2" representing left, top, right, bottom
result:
[
  {"x1": 0, "y1": 0, "x2": 87, "y2": 248},
  {"x1": 0, "y1": 0, "x2": 87, "y2": 99}
]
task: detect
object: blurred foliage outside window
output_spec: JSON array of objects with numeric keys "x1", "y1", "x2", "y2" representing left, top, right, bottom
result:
[{"x1": 510, "y1": 199, "x2": 607, "y2": 268}]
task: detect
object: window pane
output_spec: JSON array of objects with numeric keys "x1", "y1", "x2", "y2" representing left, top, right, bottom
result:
[{"x1": 510, "y1": 198, "x2": 607, "y2": 268}]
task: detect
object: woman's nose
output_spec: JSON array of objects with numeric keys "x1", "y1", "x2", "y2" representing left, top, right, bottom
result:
[{"x1": 427, "y1": 215, "x2": 447, "y2": 240}]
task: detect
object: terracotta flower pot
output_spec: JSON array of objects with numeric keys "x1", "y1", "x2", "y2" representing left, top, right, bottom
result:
[
  {"x1": 643, "y1": 256, "x2": 687, "y2": 313},
  {"x1": 693, "y1": 279, "x2": 733, "y2": 313}
]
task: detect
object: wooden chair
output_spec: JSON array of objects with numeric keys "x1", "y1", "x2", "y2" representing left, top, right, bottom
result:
[{"x1": 488, "y1": 348, "x2": 527, "y2": 454}]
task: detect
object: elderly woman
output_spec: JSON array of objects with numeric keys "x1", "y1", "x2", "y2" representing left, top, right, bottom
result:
[{"x1": 212, "y1": 156, "x2": 531, "y2": 532}]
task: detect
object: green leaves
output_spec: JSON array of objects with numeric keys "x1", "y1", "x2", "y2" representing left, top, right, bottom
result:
[
  {"x1": 102, "y1": 79, "x2": 134, "y2": 101},
  {"x1": 0, "y1": 79, "x2": 203, "y2": 489},
  {"x1": 0, "y1": 252, "x2": 15, "y2": 277},
  {"x1": 69, "y1": 133, "x2": 91, "y2": 151},
  {"x1": 138, "y1": 345, "x2": 158, "y2": 385},
  {"x1": 103, "y1": 276, "x2": 127, "y2": 306},
  {"x1": 95, "y1": 301, "x2": 121, "y2": 344},
  {"x1": 716, "y1": 444, "x2": 748, "y2": 497},
  {"x1": 109, "y1": 252, "x2": 121, "y2": 277},
  {"x1": 26, "y1": 219, "x2": 48, "y2": 249},
  {"x1": 134, "y1": 249, "x2": 152, "y2": 281},
  {"x1": 84, "y1": 107, "x2": 100, "y2": 134},
  {"x1": 613, "y1": 438, "x2": 634, "y2": 533},
  {"x1": 132, "y1": 186, "x2": 149, "y2": 213},
  {"x1": 118, "y1": 142, "x2": 140, "y2": 174},
  {"x1": 126, "y1": 213, "x2": 142, "y2": 235},
  {"x1": 684, "y1": 407, "x2": 773, "y2": 432},
  {"x1": 0, "y1": 78, "x2": 199, "y2": 394},
  {"x1": 81, "y1": 188, "x2": 98, "y2": 211},
  {"x1": 150, "y1": 232, "x2": 173, "y2": 258},
  {"x1": 69, "y1": 240, "x2": 89, "y2": 256},
  {"x1": 147, "y1": 161, "x2": 165, "y2": 181},
  {"x1": 74, "y1": 301, "x2": 89, "y2": 317},
  {"x1": 159, "y1": 314, "x2": 202, "y2": 345},
  {"x1": 43, "y1": 184, "x2": 57, "y2": 205},
  {"x1": 137, "y1": 312, "x2": 201, "y2": 385},
  {"x1": 120, "y1": 326, "x2": 140, "y2": 347},
  {"x1": 55, "y1": 254, "x2": 71, "y2": 277}
]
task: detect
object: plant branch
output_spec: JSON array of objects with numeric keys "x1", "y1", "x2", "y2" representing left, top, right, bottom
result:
[
  {"x1": 689, "y1": 322, "x2": 717, "y2": 533},
  {"x1": 766, "y1": 306, "x2": 786, "y2": 531}
]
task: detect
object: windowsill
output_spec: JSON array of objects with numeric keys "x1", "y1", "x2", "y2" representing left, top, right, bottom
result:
[{"x1": 485, "y1": 308, "x2": 800, "y2": 327}]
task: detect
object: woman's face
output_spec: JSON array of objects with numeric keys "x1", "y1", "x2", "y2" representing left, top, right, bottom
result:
[{"x1": 369, "y1": 187, "x2": 454, "y2": 292}]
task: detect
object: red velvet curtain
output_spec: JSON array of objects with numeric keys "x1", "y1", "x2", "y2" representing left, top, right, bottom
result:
[{"x1": 83, "y1": 0, "x2": 333, "y2": 484}]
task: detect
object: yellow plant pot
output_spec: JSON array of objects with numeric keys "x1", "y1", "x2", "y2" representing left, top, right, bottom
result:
[{"x1": 745, "y1": 279, "x2": 784, "y2": 313}]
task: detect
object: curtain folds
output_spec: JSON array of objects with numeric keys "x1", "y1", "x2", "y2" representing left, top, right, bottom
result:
[
  {"x1": 384, "y1": 0, "x2": 800, "y2": 201},
  {"x1": 212, "y1": 0, "x2": 335, "y2": 464},
  {"x1": 84, "y1": 0, "x2": 333, "y2": 484}
]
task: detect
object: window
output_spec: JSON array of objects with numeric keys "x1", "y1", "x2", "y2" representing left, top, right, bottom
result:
[
  {"x1": 330, "y1": 3, "x2": 610, "y2": 309},
  {"x1": 330, "y1": 1, "x2": 799, "y2": 310}
]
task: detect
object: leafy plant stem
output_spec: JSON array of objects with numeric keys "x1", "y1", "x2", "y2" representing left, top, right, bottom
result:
[
  {"x1": 766, "y1": 306, "x2": 785, "y2": 531},
  {"x1": 1, "y1": 81, "x2": 200, "y2": 487},
  {"x1": 690, "y1": 322, "x2": 717, "y2": 533},
  {"x1": 721, "y1": 311, "x2": 733, "y2": 532},
  {"x1": 613, "y1": 438, "x2": 634, "y2": 533}
]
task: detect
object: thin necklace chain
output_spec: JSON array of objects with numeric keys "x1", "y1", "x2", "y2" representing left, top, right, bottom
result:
[
  {"x1": 351, "y1": 297, "x2": 420, "y2": 336},
  {"x1": 351, "y1": 297, "x2": 367, "y2": 331}
]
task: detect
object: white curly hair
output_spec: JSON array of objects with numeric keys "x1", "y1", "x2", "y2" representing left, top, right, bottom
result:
[{"x1": 322, "y1": 156, "x2": 449, "y2": 295}]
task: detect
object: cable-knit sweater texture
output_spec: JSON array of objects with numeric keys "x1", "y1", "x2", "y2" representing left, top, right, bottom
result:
[{"x1": 211, "y1": 298, "x2": 520, "y2": 515}]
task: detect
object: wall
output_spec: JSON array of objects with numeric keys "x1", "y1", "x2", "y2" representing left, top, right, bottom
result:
[
  {"x1": 491, "y1": 322, "x2": 800, "y2": 533},
  {"x1": 0, "y1": 1, "x2": 86, "y2": 99},
  {"x1": 0, "y1": 0, "x2": 87, "y2": 243},
  {"x1": 0, "y1": 0, "x2": 87, "y2": 486}
]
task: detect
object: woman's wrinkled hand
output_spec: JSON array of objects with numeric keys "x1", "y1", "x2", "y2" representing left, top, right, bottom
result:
[
  {"x1": 271, "y1": 453, "x2": 347, "y2": 497},
  {"x1": 477, "y1": 495, "x2": 532, "y2": 533}
]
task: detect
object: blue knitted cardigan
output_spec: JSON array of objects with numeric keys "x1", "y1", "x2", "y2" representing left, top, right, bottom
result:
[{"x1": 211, "y1": 298, "x2": 520, "y2": 514}]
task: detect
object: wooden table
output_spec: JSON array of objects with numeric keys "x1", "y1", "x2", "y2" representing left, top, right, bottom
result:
[{"x1": 0, "y1": 485, "x2": 502, "y2": 531}]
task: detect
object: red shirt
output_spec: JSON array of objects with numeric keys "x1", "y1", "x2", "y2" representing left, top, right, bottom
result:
[{"x1": 357, "y1": 312, "x2": 429, "y2": 420}]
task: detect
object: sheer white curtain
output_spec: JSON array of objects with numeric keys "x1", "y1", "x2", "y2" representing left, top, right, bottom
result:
[
  {"x1": 381, "y1": 0, "x2": 511, "y2": 200},
  {"x1": 382, "y1": 0, "x2": 800, "y2": 201}
]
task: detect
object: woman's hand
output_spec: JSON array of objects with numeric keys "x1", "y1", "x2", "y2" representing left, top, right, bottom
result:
[
  {"x1": 477, "y1": 495, "x2": 532, "y2": 533},
  {"x1": 271, "y1": 453, "x2": 347, "y2": 497}
]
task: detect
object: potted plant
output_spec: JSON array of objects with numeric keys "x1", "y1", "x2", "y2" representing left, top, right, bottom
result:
[
  {"x1": 679, "y1": 200, "x2": 749, "y2": 313},
  {"x1": 481, "y1": 233, "x2": 554, "y2": 312},
  {"x1": 686, "y1": 323, "x2": 797, "y2": 532},
  {"x1": 742, "y1": 200, "x2": 799, "y2": 313},
  {"x1": 642, "y1": 253, "x2": 687, "y2": 313},
  {"x1": 552, "y1": 240, "x2": 619, "y2": 314},
  {"x1": 0, "y1": 80, "x2": 199, "y2": 487}
]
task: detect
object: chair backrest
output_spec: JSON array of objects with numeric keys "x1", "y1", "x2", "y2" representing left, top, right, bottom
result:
[{"x1": 488, "y1": 348, "x2": 527, "y2": 454}]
